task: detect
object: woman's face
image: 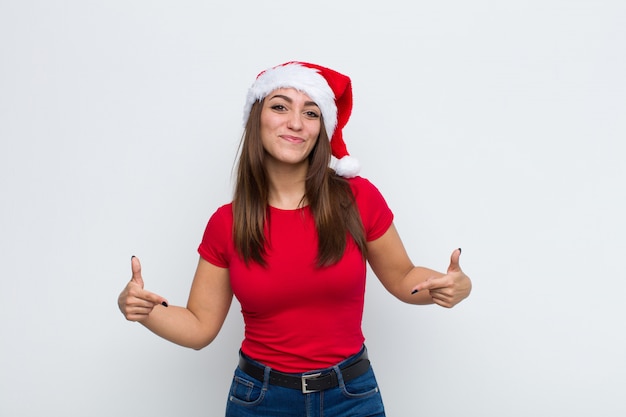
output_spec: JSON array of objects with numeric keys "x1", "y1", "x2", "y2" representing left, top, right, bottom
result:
[{"x1": 260, "y1": 88, "x2": 321, "y2": 169}]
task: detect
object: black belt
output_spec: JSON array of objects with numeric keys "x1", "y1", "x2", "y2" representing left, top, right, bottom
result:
[{"x1": 238, "y1": 351, "x2": 371, "y2": 394}]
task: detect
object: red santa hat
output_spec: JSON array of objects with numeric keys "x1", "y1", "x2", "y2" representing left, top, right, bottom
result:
[{"x1": 243, "y1": 61, "x2": 360, "y2": 178}]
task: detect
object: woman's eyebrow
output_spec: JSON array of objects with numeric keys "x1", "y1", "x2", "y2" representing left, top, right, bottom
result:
[{"x1": 268, "y1": 94, "x2": 319, "y2": 108}]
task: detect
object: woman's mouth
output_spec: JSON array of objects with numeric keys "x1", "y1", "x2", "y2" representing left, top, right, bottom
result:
[{"x1": 281, "y1": 135, "x2": 305, "y2": 144}]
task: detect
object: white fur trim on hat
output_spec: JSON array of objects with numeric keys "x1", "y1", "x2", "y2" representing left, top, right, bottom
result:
[{"x1": 243, "y1": 63, "x2": 338, "y2": 140}]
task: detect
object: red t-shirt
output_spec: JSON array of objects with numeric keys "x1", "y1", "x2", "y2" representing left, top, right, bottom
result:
[{"x1": 198, "y1": 176, "x2": 393, "y2": 372}]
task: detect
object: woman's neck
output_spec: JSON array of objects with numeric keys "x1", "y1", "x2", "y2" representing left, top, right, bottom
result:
[{"x1": 266, "y1": 161, "x2": 308, "y2": 210}]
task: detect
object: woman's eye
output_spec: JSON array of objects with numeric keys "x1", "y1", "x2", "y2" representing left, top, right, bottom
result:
[
  {"x1": 271, "y1": 104, "x2": 286, "y2": 111},
  {"x1": 305, "y1": 110, "x2": 320, "y2": 118}
]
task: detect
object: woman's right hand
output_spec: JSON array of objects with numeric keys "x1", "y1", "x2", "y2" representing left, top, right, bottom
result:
[{"x1": 118, "y1": 256, "x2": 169, "y2": 322}]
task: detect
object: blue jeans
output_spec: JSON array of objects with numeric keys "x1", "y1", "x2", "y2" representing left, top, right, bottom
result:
[{"x1": 225, "y1": 346, "x2": 386, "y2": 416}]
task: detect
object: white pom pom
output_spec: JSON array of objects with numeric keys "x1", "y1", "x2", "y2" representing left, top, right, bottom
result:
[{"x1": 331, "y1": 155, "x2": 360, "y2": 178}]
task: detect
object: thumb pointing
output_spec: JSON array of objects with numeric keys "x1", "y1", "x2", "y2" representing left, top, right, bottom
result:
[
  {"x1": 447, "y1": 248, "x2": 462, "y2": 274},
  {"x1": 131, "y1": 256, "x2": 144, "y2": 288}
]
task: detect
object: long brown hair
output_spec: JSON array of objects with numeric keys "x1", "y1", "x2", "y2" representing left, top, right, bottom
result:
[{"x1": 233, "y1": 99, "x2": 367, "y2": 267}]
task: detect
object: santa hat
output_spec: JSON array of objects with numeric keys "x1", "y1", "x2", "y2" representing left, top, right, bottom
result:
[{"x1": 243, "y1": 61, "x2": 360, "y2": 178}]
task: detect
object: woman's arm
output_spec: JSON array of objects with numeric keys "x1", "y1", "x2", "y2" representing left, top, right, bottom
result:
[
  {"x1": 118, "y1": 256, "x2": 233, "y2": 350},
  {"x1": 366, "y1": 223, "x2": 472, "y2": 308}
]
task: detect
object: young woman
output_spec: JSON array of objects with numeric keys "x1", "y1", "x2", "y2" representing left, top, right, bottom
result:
[{"x1": 118, "y1": 61, "x2": 472, "y2": 416}]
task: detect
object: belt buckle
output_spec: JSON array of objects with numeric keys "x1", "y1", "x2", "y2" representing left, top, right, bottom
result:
[{"x1": 301, "y1": 372, "x2": 322, "y2": 394}]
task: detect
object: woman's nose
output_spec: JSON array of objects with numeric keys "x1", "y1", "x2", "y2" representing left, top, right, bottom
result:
[{"x1": 287, "y1": 112, "x2": 303, "y2": 130}]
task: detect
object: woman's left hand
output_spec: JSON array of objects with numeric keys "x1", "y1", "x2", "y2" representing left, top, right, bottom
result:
[{"x1": 411, "y1": 249, "x2": 472, "y2": 308}]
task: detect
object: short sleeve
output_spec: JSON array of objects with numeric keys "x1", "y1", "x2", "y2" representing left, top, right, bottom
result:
[
  {"x1": 197, "y1": 204, "x2": 234, "y2": 268},
  {"x1": 348, "y1": 177, "x2": 394, "y2": 241}
]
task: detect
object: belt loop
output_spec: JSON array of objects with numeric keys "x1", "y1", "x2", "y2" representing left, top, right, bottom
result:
[
  {"x1": 262, "y1": 365, "x2": 272, "y2": 390},
  {"x1": 332, "y1": 363, "x2": 346, "y2": 388}
]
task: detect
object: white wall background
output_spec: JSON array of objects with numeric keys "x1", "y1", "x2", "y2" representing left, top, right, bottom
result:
[{"x1": 1, "y1": 1, "x2": 624, "y2": 416}]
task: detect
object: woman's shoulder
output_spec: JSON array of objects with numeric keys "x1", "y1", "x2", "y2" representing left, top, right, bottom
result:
[
  {"x1": 345, "y1": 176, "x2": 393, "y2": 239},
  {"x1": 207, "y1": 202, "x2": 234, "y2": 224},
  {"x1": 346, "y1": 175, "x2": 383, "y2": 197},
  {"x1": 215, "y1": 202, "x2": 233, "y2": 213},
  {"x1": 346, "y1": 175, "x2": 371, "y2": 188}
]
